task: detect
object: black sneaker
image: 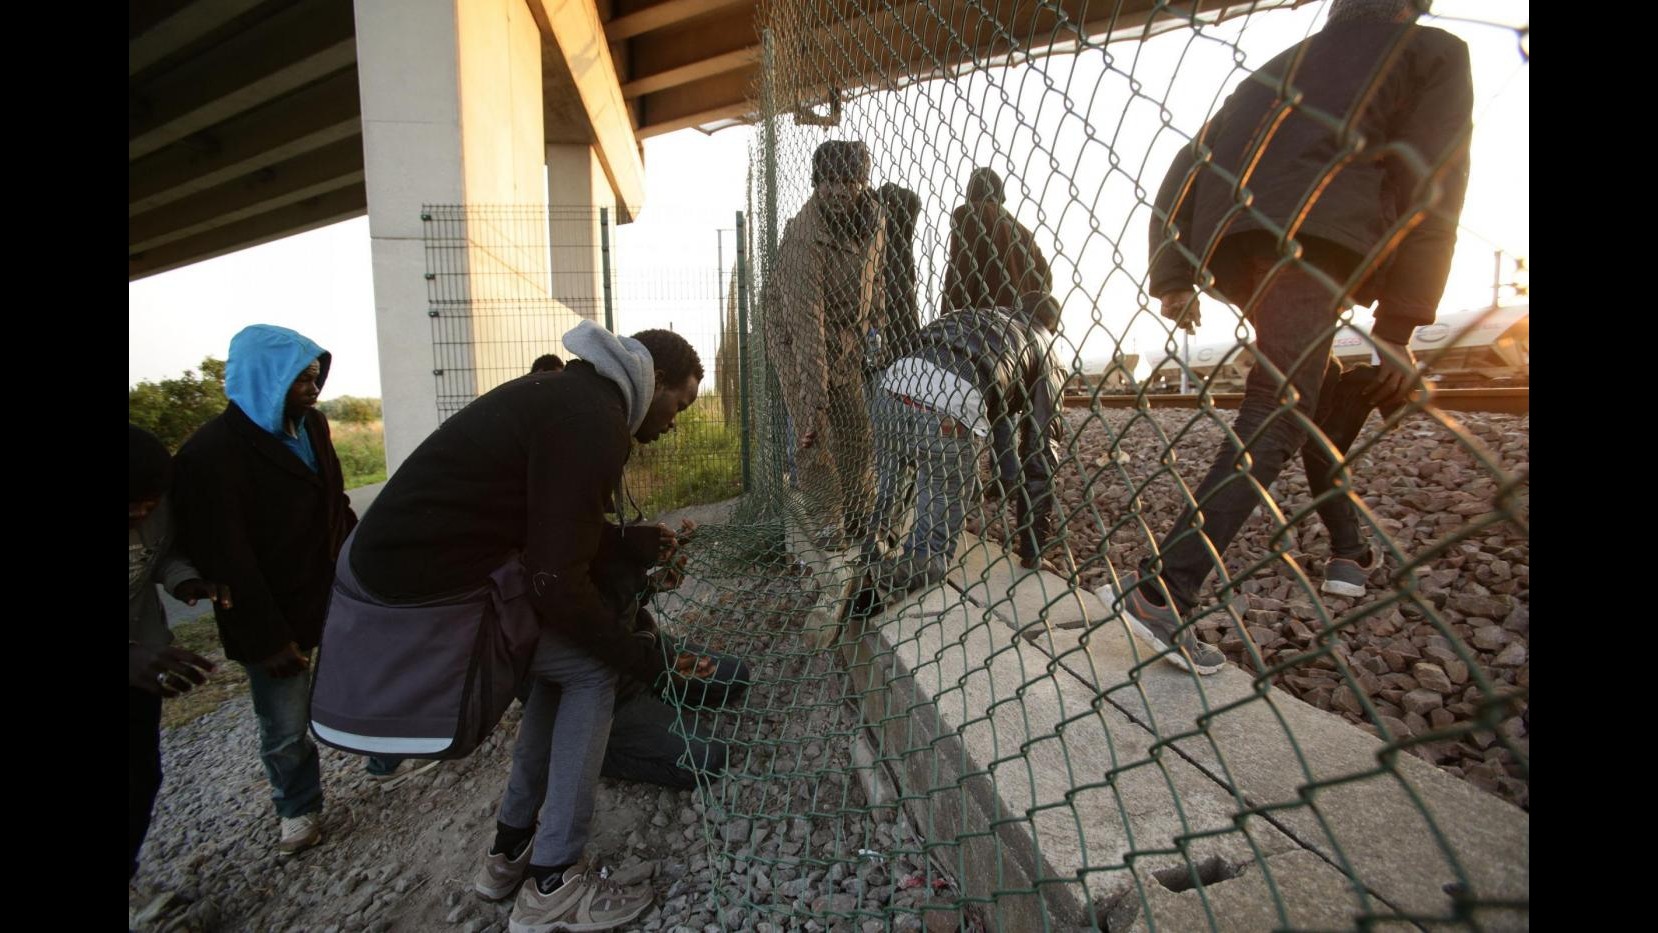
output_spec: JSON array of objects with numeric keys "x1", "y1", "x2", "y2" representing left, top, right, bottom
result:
[
  {"x1": 1113, "y1": 580, "x2": 1227, "y2": 675},
  {"x1": 1322, "y1": 545, "x2": 1381, "y2": 597}
]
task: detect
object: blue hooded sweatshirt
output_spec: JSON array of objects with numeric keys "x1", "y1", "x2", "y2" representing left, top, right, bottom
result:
[{"x1": 224, "y1": 324, "x2": 331, "y2": 472}]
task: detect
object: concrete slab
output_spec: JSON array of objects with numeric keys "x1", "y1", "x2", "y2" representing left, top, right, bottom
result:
[
  {"x1": 847, "y1": 584, "x2": 1301, "y2": 930},
  {"x1": 1125, "y1": 849, "x2": 1393, "y2": 932},
  {"x1": 1034, "y1": 585, "x2": 1529, "y2": 927},
  {"x1": 947, "y1": 531, "x2": 1108, "y2": 635}
]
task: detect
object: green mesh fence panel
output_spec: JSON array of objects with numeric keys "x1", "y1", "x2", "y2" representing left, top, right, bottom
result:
[{"x1": 421, "y1": 204, "x2": 746, "y2": 515}]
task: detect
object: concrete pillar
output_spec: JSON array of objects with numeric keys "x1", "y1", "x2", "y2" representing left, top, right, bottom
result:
[
  {"x1": 355, "y1": 0, "x2": 552, "y2": 473},
  {"x1": 547, "y1": 143, "x2": 615, "y2": 334}
]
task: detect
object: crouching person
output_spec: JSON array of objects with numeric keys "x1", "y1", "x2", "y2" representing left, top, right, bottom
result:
[
  {"x1": 867, "y1": 293, "x2": 1064, "y2": 597},
  {"x1": 312, "y1": 322, "x2": 703, "y2": 933}
]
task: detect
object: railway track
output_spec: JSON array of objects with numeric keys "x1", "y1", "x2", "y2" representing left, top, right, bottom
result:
[{"x1": 1063, "y1": 386, "x2": 1529, "y2": 414}]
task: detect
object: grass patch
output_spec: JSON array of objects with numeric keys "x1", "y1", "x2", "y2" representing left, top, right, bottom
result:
[
  {"x1": 160, "y1": 616, "x2": 248, "y2": 730},
  {"x1": 626, "y1": 393, "x2": 744, "y2": 517},
  {"x1": 333, "y1": 420, "x2": 388, "y2": 490}
]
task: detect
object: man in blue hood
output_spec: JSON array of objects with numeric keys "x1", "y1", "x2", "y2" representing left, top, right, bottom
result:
[{"x1": 171, "y1": 324, "x2": 362, "y2": 856}]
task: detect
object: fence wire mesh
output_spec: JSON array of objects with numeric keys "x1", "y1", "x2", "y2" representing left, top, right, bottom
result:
[
  {"x1": 645, "y1": 1, "x2": 1529, "y2": 931},
  {"x1": 422, "y1": 204, "x2": 746, "y2": 514},
  {"x1": 420, "y1": 2, "x2": 1528, "y2": 928}
]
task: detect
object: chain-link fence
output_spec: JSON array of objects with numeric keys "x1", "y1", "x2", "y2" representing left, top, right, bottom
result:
[
  {"x1": 642, "y1": 1, "x2": 1529, "y2": 930},
  {"x1": 421, "y1": 204, "x2": 748, "y2": 514}
]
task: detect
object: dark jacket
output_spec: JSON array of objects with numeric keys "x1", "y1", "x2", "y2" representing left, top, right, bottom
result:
[
  {"x1": 172, "y1": 403, "x2": 356, "y2": 663},
  {"x1": 1148, "y1": 19, "x2": 1473, "y2": 344},
  {"x1": 346, "y1": 360, "x2": 667, "y2": 684},
  {"x1": 890, "y1": 307, "x2": 1064, "y2": 557},
  {"x1": 943, "y1": 199, "x2": 1052, "y2": 314}
]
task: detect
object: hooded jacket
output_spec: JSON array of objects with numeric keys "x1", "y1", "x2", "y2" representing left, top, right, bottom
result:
[
  {"x1": 1147, "y1": 16, "x2": 1473, "y2": 343},
  {"x1": 172, "y1": 325, "x2": 356, "y2": 663},
  {"x1": 942, "y1": 198, "x2": 1052, "y2": 315},
  {"x1": 345, "y1": 325, "x2": 668, "y2": 684}
]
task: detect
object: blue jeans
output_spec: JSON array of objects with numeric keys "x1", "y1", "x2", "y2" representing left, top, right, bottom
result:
[
  {"x1": 869, "y1": 389, "x2": 980, "y2": 588},
  {"x1": 498, "y1": 628, "x2": 618, "y2": 868},
  {"x1": 512, "y1": 646, "x2": 752, "y2": 790},
  {"x1": 242, "y1": 661, "x2": 324, "y2": 819},
  {"x1": 363, "y1": 754, "x2": 405, "y2": 776},
  {"x1": 1146, "y1": 264, "x2": 1364, "y2": 612}
]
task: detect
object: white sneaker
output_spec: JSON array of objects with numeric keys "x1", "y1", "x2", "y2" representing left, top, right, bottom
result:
[{"x1": 278, "y1": 813, "x2": 322, "y2": 855}]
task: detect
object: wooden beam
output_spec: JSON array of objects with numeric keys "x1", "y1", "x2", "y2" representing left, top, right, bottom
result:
[
  {"x1": 129, "y1": 68, "x2": 361, "y2": 216},
  {"x1": 130, "y1": 136, "x2": 365, "y2": 253},
  {"x1": 129, "y1": 0, "x2": 273, "y2": 76},
  {"x1": 530, "y1": 0, "x2": 647, "y2": 221},
  {"x1": 771, "y1": 0, "x2": 1294, "y2": 112},
  {"x1": 636, "y1": 100, "x2": 751, "y2": 138},
  {"x1": 602, "y1": 0, "x2": 749, "y2": 42},
  {"x1": 128, "y1": 184, "x2": 368, "y2": 281},
  {"x1": 128, "y1": 0, "x2": 356, "y2": 160},
  {"x1": 626, "y1": 6, "x2": 756, "y2": 76},
  {"x1": 621, "y1": 45, "x2": 756, "y2": 99},
  {"x1": 639, "y1": 67, "x2": 752, "y2": 130}
]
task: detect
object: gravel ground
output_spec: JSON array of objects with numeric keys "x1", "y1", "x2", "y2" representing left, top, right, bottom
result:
[
  {"x1": 972, "y1": 407, "x2": 1530, "y2": 809},
  {"x1": 131, "y1": 566, "x2": 978, "y2": 933}
]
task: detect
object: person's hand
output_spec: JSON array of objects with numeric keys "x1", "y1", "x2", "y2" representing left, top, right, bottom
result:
[
  {"x1": 257, "y1": 642, "x2": 310, "y2": 679},
  {"x1": 1370, "y1": 336, "x2": 1419, "y2": 407},
  {"x1": 651, "y1": 563, "x2": 686, "y2": 592},
  {"x1": 172, "y1": 578, "x2": 233, "y2": 609},
  {"x1": 674, "y1": 651, "x2": 718, "y2": 679},
  {"x1": 130, "y1": 643, "x2": 216, "y2": 697},
  {"x1": 656, "y1": 519, "x2": 699, "y2": 561},
  {"x1": 800, "y1": 408, "x2": 831, "y2": 451},
  {"x1": 1159, "y1": 291, "x2": 1200, "y2": 335}
]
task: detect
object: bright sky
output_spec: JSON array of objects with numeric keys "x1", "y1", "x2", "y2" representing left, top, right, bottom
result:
[{"x1": 128, "y1": 0, "x2": 1528, "y2": 400}]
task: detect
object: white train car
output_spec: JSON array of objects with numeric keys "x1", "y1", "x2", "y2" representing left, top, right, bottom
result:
[
  {"x1": 1071, "y1": 352, "x2": 1146, "y2": 396},
  {"x1": 1146, "y1": 302, "x2": 1529, "y2": 393}
]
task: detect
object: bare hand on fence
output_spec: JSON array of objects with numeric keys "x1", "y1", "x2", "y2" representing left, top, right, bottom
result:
[
  {"x1": 1370, "y1": 336, "x2": 1419, "y2": 407},
  {"x1": 1159, "y1": 290, "x2": 1200, "y2": 334},
  {"x1": 656, "y1": 519, "x2": 699, "y2": 562}
]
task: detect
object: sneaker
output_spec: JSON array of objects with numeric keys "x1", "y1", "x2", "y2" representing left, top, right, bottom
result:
[
  {"x1": 475, "y1": 839, "x2": 535, "y2": 901},
  {"x1": 1114, "y1": 581, "x2": 1227, "y2": 676},
  {"x1": 1322, "y1": 546, "x2": 1381, "y2": 597},
  {"x1": 370, "y1": 757, "x2": 443, "y2": 790},
  {"x1": 277, "y1": 813, "x2": 322, "y2": 856},
  {"x1": 508, "y1": 866, "x2": 653, "y2": 933}
]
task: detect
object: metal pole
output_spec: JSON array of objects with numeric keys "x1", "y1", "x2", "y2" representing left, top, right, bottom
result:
[
  {"x1": 762, "y1": 28, "x2": 783, "y2": 489},
  {"x1": 736, "y1": 211, "x2": 752, "y2": 492},
  {"x1": 1180, "y1": 330, "x2": 1191, "y2": 395},
  {"x1": 600, "y1": 207, "x2": 615, "y2": 332}
]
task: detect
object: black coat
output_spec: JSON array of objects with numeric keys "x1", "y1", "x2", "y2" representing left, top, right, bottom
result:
[
  {"x1": 346, "y1": 361, "x2": 668, "y2": 684},
  {"x1": 171, "y1": 403, "x2": 356, "y2": 664},
  {"x1": 1148, "y1": 19, "x2": 1473, "y2": 343}
]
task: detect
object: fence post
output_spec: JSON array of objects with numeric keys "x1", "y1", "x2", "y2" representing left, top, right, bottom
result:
[
  {"x1": 736, "y1": 210, "x2": 752, "y2": 493},
  {"x1": 600, "y1": 206, "x2": 615, "y2": 332}
]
